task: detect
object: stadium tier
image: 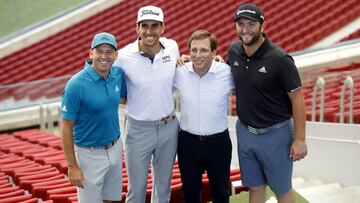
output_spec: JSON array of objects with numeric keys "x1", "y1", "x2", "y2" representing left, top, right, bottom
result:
[
  {"x1": 0, "y1": 129, "x2": 246, "y2": 202},
  {"x1": 340, "y1": 28, "x2": 360, "y2": 42},
  {"x1": 0, "y1": 0, "x2": 359, "y2": 124},
  {"x1": 0, "y1": 0, "x2": 359, "y2": 85}
]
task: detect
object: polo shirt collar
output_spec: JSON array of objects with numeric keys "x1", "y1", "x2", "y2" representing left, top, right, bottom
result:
[
  {"x1": 135, "y1": 37, "x2": 165, "y2": 54},
  {"x1": 84, "y1": 60, "x2": 116, "y2": 81},
  {"x1": 240, "y1": 33, "x2": 269, "y2": 59}
]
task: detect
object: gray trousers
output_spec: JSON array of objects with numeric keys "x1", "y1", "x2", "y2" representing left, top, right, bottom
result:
[{"x1": 125, "y1": 115, "x2": 179, "y2": 203}]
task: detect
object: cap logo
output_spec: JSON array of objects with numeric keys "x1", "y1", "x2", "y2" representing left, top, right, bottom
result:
[
  {"x1": 237, "y1": 9, "x2": 256, "y2": 15},
  {"x1": 101, "y1": 35, "x2": 109, "y2": 41},
  {"x1": 141, "y1": 9, "x2": 160, "y2": 17}
]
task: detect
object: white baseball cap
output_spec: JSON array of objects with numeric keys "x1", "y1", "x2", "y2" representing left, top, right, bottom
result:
[{"x1": 137, "y1": 5, "x2": 164, "y2": 23}]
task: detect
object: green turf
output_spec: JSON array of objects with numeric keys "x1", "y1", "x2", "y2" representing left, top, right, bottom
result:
[
  {"x1": 0, "y1": 0, "x2": 90, "y2": 39},
  {"x1": 229, "y1": 187, "x2": 309, "y2": 203}
]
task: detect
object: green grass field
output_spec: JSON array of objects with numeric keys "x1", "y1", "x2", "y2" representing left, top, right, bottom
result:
[
  {"x1": 0, "y1": 0, "x2": 89, "y2": 39},
  {"x1": 229, "y1": 187, "x2": 309, "y2": 203}
]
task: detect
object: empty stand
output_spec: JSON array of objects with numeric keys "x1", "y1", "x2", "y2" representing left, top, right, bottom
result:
[
  {"x1": 0, "y1": 129, "x2": 247, "y2": 202},
  {"x1": 0, "y1": 0, "x2": 359, "y2": 123},
  {"x1": 1, "y1": 0, "x2": 360, "y2": 87},
  {"x1": 340, "y1": 28, "x2": 360, "y2": 42}
]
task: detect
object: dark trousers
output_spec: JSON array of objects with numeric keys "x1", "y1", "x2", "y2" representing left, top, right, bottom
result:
[{"x1": 177, "y1": 129, "x2": 232, "y2": 203}]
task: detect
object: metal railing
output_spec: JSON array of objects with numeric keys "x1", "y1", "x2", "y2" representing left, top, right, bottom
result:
[
  {"x1": 339, "y1": 76, "x2": 354, "y2": 123},
  {"x1": 311, "y1": 77, "x2": 326, "y2": 122}
]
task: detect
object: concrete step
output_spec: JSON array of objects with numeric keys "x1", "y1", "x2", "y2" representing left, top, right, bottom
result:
[
  {"x1": 293, "y1": 179, "x2": 324, "y2": 190},
  {"x1": 292, "y1": 177, "x2": 305, "y2": 185},
  {"x1": 306, "y1": 186, "x2": 360, "y2": 203},
  {"x1": 296, "y1": 182, "x2": 342, "y2": 197}
]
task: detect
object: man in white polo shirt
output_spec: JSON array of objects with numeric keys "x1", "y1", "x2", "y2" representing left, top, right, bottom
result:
[
  {"x1": 113, "y1": 5, "x2": 179, "y2": 203},
  {"x1": 174, "y1": 30, "x2": 234, "y2": 202}
]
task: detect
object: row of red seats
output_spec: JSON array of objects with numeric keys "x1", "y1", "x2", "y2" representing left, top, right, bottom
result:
[
  {"x1": 299, "y1": 62, "x2": 360, "y2": 123},
  {"x1": 229, "y1": 61, "x2": 360, "y2": 124},
  {"x1": 0, "y1": 152, "x2": 74, "y2": 203},
  {"x1": 1, "y1": 0, "x2": 359, "y2": 86},
  {"x1": 340, "y1": 28, "x2": 360, "y2": 42},
  {"x1": 1, "y1": 129, "x2": 247, "y2": 202},
  {"x1": 0, "y1": 131, "x2": 77, "y2": 203}
]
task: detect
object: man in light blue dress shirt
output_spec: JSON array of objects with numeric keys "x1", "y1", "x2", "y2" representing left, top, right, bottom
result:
[{"x1": 173, "y1": 30, "x2": 234, "y2": 203}]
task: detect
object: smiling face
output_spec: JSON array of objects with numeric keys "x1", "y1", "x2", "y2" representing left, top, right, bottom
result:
[
  {"x1": 190, "y1": 38, "x2": 216, "y2": 75},
  {"x1": 89, "y1": 44, "x2": 117, "y2": 75},
  {"x1": 235, "y1": 17, "x2": 264, "y2": 46},
  {"x1": 136, "y1": 20, "x2": 164, "y2": 49}
]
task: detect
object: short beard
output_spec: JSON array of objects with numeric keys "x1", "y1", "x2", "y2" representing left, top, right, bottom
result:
[{"x1": 239, "y1": 27, "x2": 262, "y2": 46}]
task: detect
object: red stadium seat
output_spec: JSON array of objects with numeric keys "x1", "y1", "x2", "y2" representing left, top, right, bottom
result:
[
  {"x1": 46, "y1": 186, "x2": 77, "y2": 200},
  {"x1": 0, "y1": 189, "x2": 25, "y2": 199},
  {"x1": 18, "y1": 198, "x2": 38, "y2": 203},
  {"x1": 33, "y1": 182, "x2": 72, "y2": 200},
  {"x1": 19, "y1": 174, "x2": 65, "y2": 191},
  {"x1": 0, "y1": 186, "x2": 20, "y2": 195},
  {"x1": 0, "y1": 194, "x2": 33, "y2": 203},
  {"x1": 48, "y1": 194, "x2": 77, "y2": 203}
]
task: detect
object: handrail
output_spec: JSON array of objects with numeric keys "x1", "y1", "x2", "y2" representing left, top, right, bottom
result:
[
  {"x1": 339, "y1": 76, "x2": 354, "y2": 123},
  {"x1": 311, "y1": 77, "x2": 326, "y2": 122}
]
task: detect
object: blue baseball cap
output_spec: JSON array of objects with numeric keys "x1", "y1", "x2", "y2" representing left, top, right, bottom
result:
[{"x1": 91, "y1": 32, "x2": 117, "y2": 49}]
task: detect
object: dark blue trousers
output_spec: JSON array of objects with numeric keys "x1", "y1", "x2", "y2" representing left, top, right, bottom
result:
[{"x1": 177, "y1": 129, "x2": 232, "y2": 203}]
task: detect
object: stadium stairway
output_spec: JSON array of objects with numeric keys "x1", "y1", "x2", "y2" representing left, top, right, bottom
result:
[{"x1": 293, "y1": 178, "x2": 360, "y2": 203}]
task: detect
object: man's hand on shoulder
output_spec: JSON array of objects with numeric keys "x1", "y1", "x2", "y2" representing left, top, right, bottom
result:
[
  {"x1": 214, "y1": 55, "x2": 225, "y2": 63},
  {"x1": 176, "y1": 54, "x2": 191, "y2": 67}
]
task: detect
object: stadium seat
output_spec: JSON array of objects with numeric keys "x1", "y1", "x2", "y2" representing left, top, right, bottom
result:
[
  {"x1": 0, "y1": 189, "x2": 25, "y2": 199},
  {"x1": 33, "y1": 182, "x2": 72, "y2": 200},
  {"x1": 0, "y1": 186, "x2": 20, "y2": 195},
  {"x1": 48, "y1": 193, "x2": 78, "y2": 203},
  {"x1": 0, "y1": 194, "x2": 33, "y2": 203},
  {"x1": 19, "y1": 174, "x2": 65, "y2": 191}
]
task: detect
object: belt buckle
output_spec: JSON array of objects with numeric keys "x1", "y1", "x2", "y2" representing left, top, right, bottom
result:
[
  {"x1": 104, "y1": 137, "x2": 118, "y2": 149},
  {"x1": 161, "y1": 115, "x2": 175, "y2": 125},
  {"x1": 162, "y1": 116, "x2": 169, "y2": 125},
  {"x1": 104, "y1": 143, "x2": 111, "y2": 150},
  {"x1": 247, "y1": 126, "x2": 258, "y2": 135},
  {"x1": 199, "y1": 135, "x2": 206, "y2": 141}
]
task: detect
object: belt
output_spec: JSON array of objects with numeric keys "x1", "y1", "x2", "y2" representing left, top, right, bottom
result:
[
  {"x1": 127, "y1": 112, "x2": 176, "y2": 126},
  {"x1": 161, "y1": 114, "x2": 176, "y2": 125},
  {"x1": 241, "y1": 119, "x2": 291, "y2": 135},
  {"x1": 181, "y1": 129, "x2": 228, "y2": 141},
  {"x1": 76, "y1": 136, "x2": 120, "y2": 150}
]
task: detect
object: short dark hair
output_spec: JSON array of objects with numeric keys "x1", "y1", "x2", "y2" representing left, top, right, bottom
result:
[{"x1": 188, "y1": 30, "x2": 217, "y2": 51}]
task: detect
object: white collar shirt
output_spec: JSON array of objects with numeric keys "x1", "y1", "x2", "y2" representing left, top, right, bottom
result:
[
  {"x1": 174, "y1": 61, "x2": 234, "y2": 135},
  {"x1": 114, "y1": 37, "x2": 179, "y2": 121}
]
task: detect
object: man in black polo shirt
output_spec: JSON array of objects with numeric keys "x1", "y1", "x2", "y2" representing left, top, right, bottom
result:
[{"x1": 227, "y1": 3, "x2": 307, "y2": 203}]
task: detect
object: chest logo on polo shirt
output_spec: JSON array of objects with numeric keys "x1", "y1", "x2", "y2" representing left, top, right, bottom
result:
[
  {"x1": 258, "y1": 66, "x2": 267, "y2": 73},
  {"x1": 115, "y1": 85, "x2": 119, "y2": 92},
  {"x1": 162, "y1": 55, "x2": 171, "y2": 63},
  {"x1": 233, "y1": 61, "x2": 239, "y2": 67},
  {"x1": 62, "y1": 105, "x2": 67, "y2": 112}
]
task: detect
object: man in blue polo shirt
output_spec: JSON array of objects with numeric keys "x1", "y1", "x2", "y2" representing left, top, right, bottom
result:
[{"x1": 61, "y1": 32, "x2": 126, "y2": 203}]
